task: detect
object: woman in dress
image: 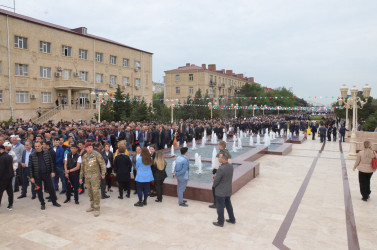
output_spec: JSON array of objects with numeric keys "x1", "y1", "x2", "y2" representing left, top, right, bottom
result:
[{"x1": 152, "y1": 151, "x2": 167, "y2": 202}]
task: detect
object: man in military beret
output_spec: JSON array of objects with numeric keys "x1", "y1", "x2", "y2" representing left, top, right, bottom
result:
[{"x1": 79, "y1": 142, "x2": 106, "y2": 217}]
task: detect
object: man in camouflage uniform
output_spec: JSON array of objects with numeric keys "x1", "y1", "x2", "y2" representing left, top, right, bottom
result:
[{"x1": 79, "y1": 142, "x2": 106, "y2": 217}]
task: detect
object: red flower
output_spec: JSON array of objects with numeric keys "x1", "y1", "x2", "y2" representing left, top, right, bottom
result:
[
  {"x1": 34, "y1": 186, "x2": 41, "y2": 191},
  {"x1": 78, "y1": 188, "x2": 83, "y2": 192}
]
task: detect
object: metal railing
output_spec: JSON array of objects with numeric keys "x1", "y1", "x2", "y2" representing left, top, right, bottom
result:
[{"x1": 33, "y1": 105, "x2": 63, "y2": 124}]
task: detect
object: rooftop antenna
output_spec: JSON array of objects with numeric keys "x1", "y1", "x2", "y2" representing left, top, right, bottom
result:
[{"x1": 0, "y1": 0, "x2": 15, "y2": 12}]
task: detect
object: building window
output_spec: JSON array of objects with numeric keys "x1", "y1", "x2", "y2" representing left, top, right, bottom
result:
[
  {"x1": 41, "y1": 92, "x2": 52, "y2": 103},
  {"x1": 176, "y1": 87, "x2": 180, "y2": 94},
  {"x1": 79, "y1": 71, "x2": 88, "y2": 81},
  {"x1": 15, "y1": 36, "x2": 27, "y2": 49},
  {"x1": 209, "y1": 88, "x2": 213, "y2": 94},
  {"x1": 40, "y1": 66, "x2": 51, "y2": 78},
  {"x1": 62, "y1": 69, "x2": 72, "y2": 80},
  {"x1": 0, "y1": 90, "x2": 2, "y2": 102},
  {"x1": 135, "y1": 61, "x2": 141, "y2": 69},
  {"x1": 189, "y1": 87, "x2": 193, "y2": 95},
  {"x1": 15, "y1": 63, "x2": 28, "y2": 76},
  {"x1": 96, "y1": 73, "x2": 103, "y2": 83},
  {"x1": 96, "y1": 52, "x2": 103, "y2": 62},
  {"x1": 110, "y1": 55, "x2": 117, "y2": 65},
  {"x1": 123, "y1": 58, "x2": 129, "y2": 67},
  {"x1": 209, "y1": 75, "x2": 213, "y2": 83},
  {"x1": 79, "y1": 49, "x2": 88, "y2": 60},
  {"x1": 110, "y1": 75, "x2": 117, "y2": 85},
  {"x1": 40, "y1": 41, "x2": 51, "y2": 53},
  {"x1": 135, "y1": 78, "x2": 141, "y2": 88},
  {"x1": 16, "y1": 91, "x2": 29, "y2": 103},
  {"x1": 123, "y1": 77, "x2": 129, "y2": 86},
  {"x1": 62, "y1": 45, "x2": 72, "y2": 56},
  {"x1": 175, "y1": 75, "x2": 180, "y2": 81},
  {"x1": 189, "y1": 74, "x2": 194, "y2": 81}
]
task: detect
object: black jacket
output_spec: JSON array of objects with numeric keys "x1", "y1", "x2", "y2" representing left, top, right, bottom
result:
[
  {"x1": 152, "y1": 161, "x2": 167, "y2": 181},
  {"x1": 0, "y1": 152, "x2": 14, "y2": 181},
  {"x1": 113, "y1": 154, "x2": 132, "y2": 182},
  {"x1": 28, "y1": 149, "x2": 56, "y2": 179},
  {"x1": 101, "y1": 151, "x2": 114, "y2": 169}
]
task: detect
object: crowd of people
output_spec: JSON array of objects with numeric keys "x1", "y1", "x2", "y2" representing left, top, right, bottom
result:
[{"x1": 0, "y1": 112, "x2": 374, "y2": 225}]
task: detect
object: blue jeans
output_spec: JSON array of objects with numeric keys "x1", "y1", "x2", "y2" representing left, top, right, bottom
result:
[
  {"x1": 177, "y1": 178, "x2": 188, "y2": 204},
  {"x1": 139, "y1": 142, "x2": 145, "y2": 148},
  {"x1": 136, "y1": 182, "x2": 149, "y2": 202},
  {"x1": 216, "y1": 196, "x2": 236, "y2": 225},
  {"x1": 54, "y1": 167, "x2": 67, "y2": 192}
]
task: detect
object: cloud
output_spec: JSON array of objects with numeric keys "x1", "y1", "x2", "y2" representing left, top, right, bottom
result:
[{"x1": 12, "y1": 0, "x2": 377, "y2": 104}]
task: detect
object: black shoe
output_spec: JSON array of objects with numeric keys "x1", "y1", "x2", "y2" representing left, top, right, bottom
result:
[
  {"x1": 53, "y1": 202, "x2": 61, "y2": 207},
  {"x1": 41, "y1": 204, "x2": 46, "y2": 210},
  {"x1": 226, "y1": 219, "x2": 236, "y2": 224},
  {"x1": 126, "y1": 194, "x2": 130, "y2": 198},
  {"x1": 7, "y1": 205, "x2": 13, "y2": 211},
  {"x1": 133, "y1": 191, "x2": 137, "y2": 194},
  {"x1": 17, "y1": 194, "x2": 26, "y2": 199},
  {"x1": 46, "y1": 196, "x2": 50, "y2": 199},
  {"x1": 47, "y1": 199, "x2": 52, "y2": 202},
  {"x1": 143, "y1": 200, "x2": 147, "y2": 206},
  {"x1": 108, "y1": 189, "x2": 113, "y2": 192},
  {"x1": 183, "y1": 200, "x2": 187, "y2": 203},
  {"x1": 155, "y1": 199, "x2": 162, "y2": 202},
  {"x1": 212, "y1": 222, "x2": 224, "y2": 227},
  {"x1": 31, "y1": 196, "x2": 36, "y2": 200},
  {"x1": 75, "y1": 200, "x2": 79, "y2": 205},
  {"x1": 101, "y1": 195, "x2": 110, "y2": 199},
  {"x1": 209, "y1": 204, "x2": 216, "y2": 209},
  {"x1": 134, "y1": 201, "x2": 143, "y2": 207},
  {"x1": 179, "y1": 203, "x2": 188, "y2": 207},
  {"x1": 149, "y1": 193, "x2": 156, "y2": 197},
  {"x1": 63, "y1": 199, "x2": 70, "y2": 203},
  {"x1": 118, "y1": 196, "x2": 123, "y2": 199},
  {"x1": 59, "y1": 190, "x2": 66, "y2": 195},
  {"x1": 362, "y1": 198, "x2": 368, "y2": 202},
  {"x1": 79, "y1": 191, "x2": 84, "y2": 195}
]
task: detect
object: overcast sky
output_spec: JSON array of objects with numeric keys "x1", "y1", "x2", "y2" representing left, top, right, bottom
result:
[{"x1": 3, "y1": 0, "x2": 377, "y2": 105}]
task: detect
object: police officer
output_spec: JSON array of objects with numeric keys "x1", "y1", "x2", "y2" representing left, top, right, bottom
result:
[
  {"x1": 64, "y1": 144, "x2": 81, "y2": 205},
  {"x1": 79, "y1": 142, "x2": 106, "y2": 217}
]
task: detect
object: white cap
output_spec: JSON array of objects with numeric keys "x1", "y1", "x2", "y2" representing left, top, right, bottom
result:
[{"x1": 3, "y1": 141, "x2": 12, "y2": 147}]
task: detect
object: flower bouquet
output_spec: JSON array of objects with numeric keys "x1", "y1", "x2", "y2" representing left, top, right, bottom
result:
[{"x1": 27, "y1": 176, "x2": 41, "y2": 191}]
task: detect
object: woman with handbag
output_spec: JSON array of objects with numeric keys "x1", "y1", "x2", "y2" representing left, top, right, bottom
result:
[{"x1": 353, "y1": 141, "x2": 377, "y2": 201}]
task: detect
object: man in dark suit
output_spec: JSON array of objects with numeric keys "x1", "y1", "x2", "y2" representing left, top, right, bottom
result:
[
  {"x1": 29, "y1": 141, "x2": 61, "y2": 210},
  {"x1": 18, "y1": 141, "x2": 35, "y2": 199},
  {"x1": 212, "y1": 153, "x2": 236, "y2": 227},
  {"x1": 0, "y1": 145, "x2": 14, "y2": 211}
]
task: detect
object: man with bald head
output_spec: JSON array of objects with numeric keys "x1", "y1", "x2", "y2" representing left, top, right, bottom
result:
[{"x1": 19, "y1": 141, "x2": 36, "y2": 199}]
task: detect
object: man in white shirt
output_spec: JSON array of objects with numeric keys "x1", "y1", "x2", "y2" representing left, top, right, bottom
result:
[{"x1": 18, "y1": 141, "x2": 35, "y2": 199}]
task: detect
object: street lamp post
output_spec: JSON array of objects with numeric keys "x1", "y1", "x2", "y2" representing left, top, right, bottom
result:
[
  {"x1": 340, "y1": 84, "x2": 350, "y2": 130},
  {"x1": 339, "y1": 84, "x2": 371, "y2": 159},
  {"x1": 252, "y1": 104, "x2": 257, "y2": 117},
  {"x1": 91, "y1": 91, "x2": 108, "y2": 123},
  {"x1": 208, "y1": 102, "x2": 213, "y2": 119},
  {"x1": 235, "y1": 104, "x2": 239, "y2": 118},
  {"x1": 170, "y1": 104, "x2": 174, "y2": 123}
]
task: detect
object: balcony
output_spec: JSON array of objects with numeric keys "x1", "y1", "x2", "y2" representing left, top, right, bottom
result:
[
  {"x1": 209, "y1": 81, "x2": 217, "y2": 87},
  {"x1": 219, "y1": 83, "x2": 225, "y2": 88}
]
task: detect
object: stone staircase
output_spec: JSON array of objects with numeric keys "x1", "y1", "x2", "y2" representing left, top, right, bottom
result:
[{"x1": 33, "y1": 105, "x2": 64, "y2": 124}]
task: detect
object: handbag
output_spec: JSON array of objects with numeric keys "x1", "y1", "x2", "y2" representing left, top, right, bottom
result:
[{"x1": 372, "y1": 151, "x2": 377, "y2": 170}]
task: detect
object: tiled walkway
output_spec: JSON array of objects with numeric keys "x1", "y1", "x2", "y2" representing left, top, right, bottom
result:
[{"x1": 0, "y1": 139, "x2": 376, "y2": 249}]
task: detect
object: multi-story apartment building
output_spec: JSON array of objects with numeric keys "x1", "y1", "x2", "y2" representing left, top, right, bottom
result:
[
  {"x1": 0, "y1": 9, "x2": 153, "y2": 121},
  {"x1": 164, "y1": 63, "x2": 257, "y2": 106}
]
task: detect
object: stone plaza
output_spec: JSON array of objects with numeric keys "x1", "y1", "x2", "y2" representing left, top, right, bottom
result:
[{"x1": 0, "y1": 138, "x2": 376, "y2": 249}]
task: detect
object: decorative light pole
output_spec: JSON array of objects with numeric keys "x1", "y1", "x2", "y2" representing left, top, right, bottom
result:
[
  {"x1": 339, "y1": 84, "x2": 371, "y2": 159},
  {"x1": 170, "y1": 104, "x2": 174, "y2": 123},
  {"x1": 340, "y1": 84, "x2": 350, "y2": 130},
  {"x1": 252, "y1": 104, "x2": 257, "y2": 117},
  {"x1": 208, "y1": 102, "x2": 213, "y2": 119},
  {"x1": 235, "y1": 104, "x2": 239, "y2": 118},
  {"x1": 91, "y1": 91, "x2": 108, "y2": 123}
]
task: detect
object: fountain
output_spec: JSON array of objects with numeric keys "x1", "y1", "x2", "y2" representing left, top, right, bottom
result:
[
  {"x1": 233, "y1": 135, "x2": 237, "y2": 142},
  {"x1": 192, "y1": 138, "x2": 197, "y2": 150},
  {"x1": 170, "y1": 146, "x2": 175, "y2": 156},
  {"x1": 275, "y1": 132, "x2": 279, "y2": 138},
  {"x1": 240, "y1": 130, "x2": 244, "y2": 139},
  {"x1": 264, "y1": 134, "x2": 271, "y2": 147},
  {"x1": 211, "y1": 131, "x2": 218, "y2": 144},
  {"x1": 249, "y1": 135, "x2": 254, "y2": 146},
  {"x1": 194, "y1": 153, "x2": 203, "y2": 174},
  {"x1": 183, "y1": 141, "x2": 187, "y2": 148},
  {"x1": 232, "y1": 140, "x2": 238, "y2": 152},
  {"x1": 211, "y1": 147, "x2": 218, "y2": 168},
  {"x1": 200, "y1": 136, "x2": 206, "y2": 147},
  {"x1": 237, "y1": 137, "x2": 243, "y2": 149},
  {"x1": 256, "y1": 133, "x2": 261, "y2": 145},
  {"x1": 147, "y1": 146, "x2": 150, "y2": 151},
  {"x1": 165, "y1": 144, "x2": 168, "y2": 149},
  {"x1": 204, "y1": 129, "x2": 207, "y2": 139},
  {"x1": 177, "y1": 141, "x2": 180, "y2": 148},
  {"x1": 171, "y1": 160, "x2": 176, "y2": 174},
  {"x1": 223, "y1": 134, "x2": 227, "y2": 142}
]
